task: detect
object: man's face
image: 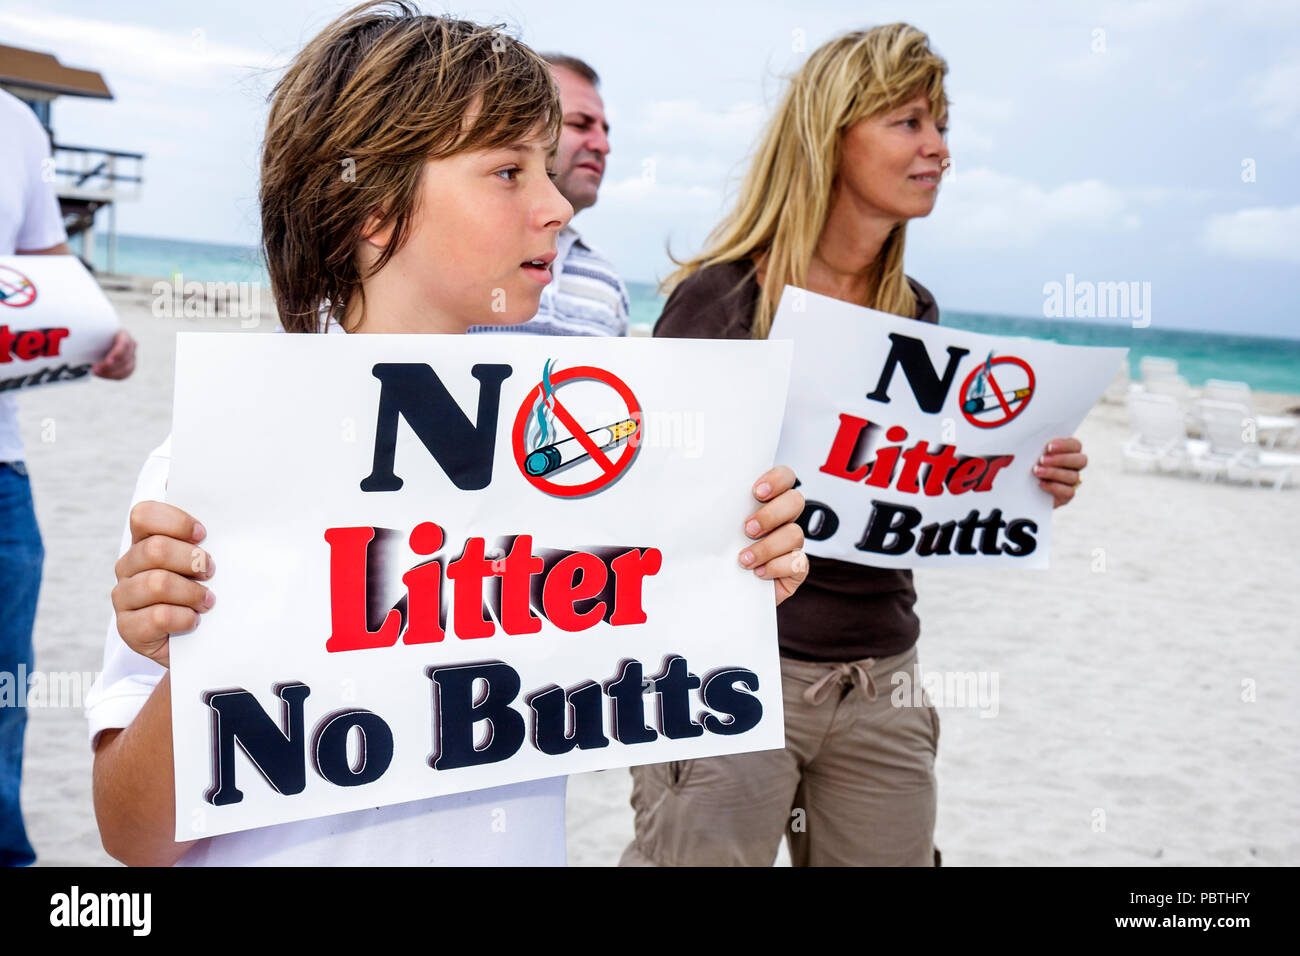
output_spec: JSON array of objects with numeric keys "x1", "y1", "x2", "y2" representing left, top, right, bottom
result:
[{"x1": 549, "y1": 66, "x2": 610, "y2": 215}]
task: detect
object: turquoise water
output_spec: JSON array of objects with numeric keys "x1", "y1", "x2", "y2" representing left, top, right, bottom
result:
[
  {"x1": 632, "y1": 287, "x2": 1300, "y2": 393},
  {"x1": 942, "y1": 311, "x2": 1300, "y2": 394},
  {"x1": 627, "y1": 280, "x2": 666, "y2": 332},
  {"x1": 83, "y1": 232, "x2": 270, "y2": 286},
  {"x1": 631, "y1": 288, "x2": 1300, "y2": 393},
  {"x1": 89, "y1": 234, "x2": 1300, "y2": 393}
]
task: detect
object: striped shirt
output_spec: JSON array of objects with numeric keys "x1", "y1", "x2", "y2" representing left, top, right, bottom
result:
[{"x1": 468, "y1": 225, "x2": 629, "y2": 337}]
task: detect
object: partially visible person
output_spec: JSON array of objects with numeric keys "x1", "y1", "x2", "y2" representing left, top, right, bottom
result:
[
  {"x1": 468, "y1": 54, "x2": 628, "y2": 337},
  {"x1": 623, "y1": 24, "x2": 1087, "y2": 867},
  {"x1": 0, "y1": 87, "x2": 135, "y2": 867}
]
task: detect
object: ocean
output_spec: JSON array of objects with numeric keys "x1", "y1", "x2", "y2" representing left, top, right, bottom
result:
[{"x1": 88, "y1": 233, "x2": 1300, "y2": 393}]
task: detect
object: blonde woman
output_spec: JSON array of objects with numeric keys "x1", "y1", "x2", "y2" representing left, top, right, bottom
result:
[{"x1": 624, "y1": 24, "x2": 1087, "y2": 867}]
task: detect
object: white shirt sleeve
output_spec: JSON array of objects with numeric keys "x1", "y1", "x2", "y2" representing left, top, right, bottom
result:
[
  {"x1": 14, "y1": 99, "x2": 67, "y2": 252},
  {"x1": 84, "y1": 436, "x2": 173, "y2": 749}
]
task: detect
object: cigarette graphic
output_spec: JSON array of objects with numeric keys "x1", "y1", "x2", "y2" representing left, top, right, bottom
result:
[
  {"x1": 962, "y1": 387, "x2": 1032, "y2": 414},
  {"x1": 525, "y1": 418, "x2": 639, "y2": 477},
  {"x1": 0, "y1": 278, "x2": 32, "y2": 302}
]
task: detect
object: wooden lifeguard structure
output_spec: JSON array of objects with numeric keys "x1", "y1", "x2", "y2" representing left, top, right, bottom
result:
[{"x1": 0, "y1": 44, "x2": 144, "y2": 273}]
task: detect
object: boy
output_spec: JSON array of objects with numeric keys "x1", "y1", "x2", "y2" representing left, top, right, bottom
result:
[{"x1": 88, "y1": 2, "x2": 807, "y2": 866}]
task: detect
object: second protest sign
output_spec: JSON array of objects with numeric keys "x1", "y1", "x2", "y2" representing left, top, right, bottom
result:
[{"x1": 769, "y1": 286, "x2": 1126, "y2": 569}]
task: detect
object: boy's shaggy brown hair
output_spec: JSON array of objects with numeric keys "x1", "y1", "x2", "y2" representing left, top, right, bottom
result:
[{"x1": 261, "y1": 1, "x2": 562, "y2": 331}]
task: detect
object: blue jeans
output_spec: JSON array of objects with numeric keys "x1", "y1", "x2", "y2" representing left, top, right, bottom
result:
[{"x1": 0, "y1": 462, "x2": 42, "y2": 866}]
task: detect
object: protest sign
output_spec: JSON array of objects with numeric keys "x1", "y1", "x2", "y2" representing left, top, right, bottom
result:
[
  {"x1": 166, "y1": 332, "x2": 792, "y2": 839},
  {"x1": 0, "y1": 255, "x2": 119, "y2": 392},
  {"x1": 769, "y1": 286, "x2": 1127, "y2": 569}
]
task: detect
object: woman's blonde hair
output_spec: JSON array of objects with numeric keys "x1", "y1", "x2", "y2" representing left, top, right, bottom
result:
[
  {"x1": 261, "y1": 1, "x2": 561, "y2": 332},
  {"x1": 665, "y1": 24, "x2": 948, "y2": 338}
]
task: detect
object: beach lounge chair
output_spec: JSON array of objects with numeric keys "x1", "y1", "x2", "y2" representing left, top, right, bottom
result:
[
  {"x1": 1203, "y1": 379, "x2": 1251, "y2": 406},
  {"x1": 1123, "y1": 392, "x2": 1199, "y2": 474},
  {"x1": 1102, "y1": 361, "x2": 1132, "y2": 405},
  {"x1": 1193, "y1": 400, "x2": 1300, "y2": 490},
  {"x1": 1139, "y1": 356, "x2": 1179, "y2": 383},
  {"x1": 1201, "y1": 379, "x2": 1300, "y2": 449},
  {"x1": 1143, "y1": 373, "x2": 1193, "y2": 403}
]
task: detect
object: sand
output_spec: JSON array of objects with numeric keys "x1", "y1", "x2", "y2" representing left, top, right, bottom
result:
[{"x1": 15, "y1": 280, "x2": 1300, "y2": 866}]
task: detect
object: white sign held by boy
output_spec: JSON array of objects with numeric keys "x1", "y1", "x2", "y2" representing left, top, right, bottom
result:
[{"x1": 167, "y1": 332, "x2": 792, "y2": 839}]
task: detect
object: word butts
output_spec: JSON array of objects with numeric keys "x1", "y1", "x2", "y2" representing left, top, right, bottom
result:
[
  {"x1": 326, "y1": 523, "x2": 663, "y2": 649},
  {"x1": 202, "y1": 656, "x2": 761, "y2": 805}
]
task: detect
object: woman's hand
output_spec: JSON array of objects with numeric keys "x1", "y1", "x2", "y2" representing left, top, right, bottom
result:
[
  {"x1": 1033, "y1": 437, "x2": 1088, "y2": 508},
  {"x1": 111, "y1": 501, "x2": 215, "y2": 667},
  {"x1": 739, "y1": 465, "x2": 808, "y2": 606}
]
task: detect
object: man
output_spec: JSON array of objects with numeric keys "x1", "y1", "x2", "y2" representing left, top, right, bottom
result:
[
  {"x1": 469, "y1": 54, "x2": 629, "y2": 337},
  {"x1": 0, "y1": 87, "x2": 135, "y2": 866}
]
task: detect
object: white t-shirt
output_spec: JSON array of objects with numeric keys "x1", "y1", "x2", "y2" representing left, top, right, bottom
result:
[
  {"x1": 1, "y1": 88, "x2": 69, "y2": 461},
  {"x1": 84, "y1": 332, "x2": 567, "y2": 865}
]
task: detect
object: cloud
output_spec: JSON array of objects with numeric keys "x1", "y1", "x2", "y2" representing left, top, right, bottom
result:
[
  {"x1": 948, "y1": 90, "x2": 1014, "y2": 125},
  {"x1": 947, "y1": 127, "x2": 994, "y2": 154},
  {"x1": 929, "y1": 168, "x2": 1132, "y2": 248},
  {"x1": 1129, "y1": 186, "x2": 1215, "y2": 204},
  {"x1": 1093, "y1": 0, "x2": 1298, "y2": 29},
  {"x1": 600, "y1": 174, "x2": 719, "y2": 206},
  {"x1": 1247, "y1": 60, "x2": 1300, "y2": 130},
  {"x1": 940, "y1": 88, "x2": 1012, "y2": 155},
  {"x1": 1201, "y1": 204, "x2": 1300, "y2": 263},
  {"x1": 0, "y1": 9, "x2": 288, "y2": 90},
  {"x1": 1095, "y1": 0, "x2": 1208, "y2": 27},
  {"x1": 633, "y1": 98, "x2": 766, "y2": 149},
  {"x1": 0, "y1": 6, "x2": 283, "y2": 245}
]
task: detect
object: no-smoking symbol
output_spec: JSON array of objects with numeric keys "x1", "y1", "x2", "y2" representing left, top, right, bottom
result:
[
  {"x1": 511, "y1": 363, "x2": 642, "y2": 498},
  {"x1": 0, "y1": 266, "x2": 37, "y2": 308},
  {"x1": 959, "y1": 353, "x2": 1035, "y2": 428}
]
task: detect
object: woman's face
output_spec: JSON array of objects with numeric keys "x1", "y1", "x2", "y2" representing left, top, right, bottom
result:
[
  {"x1": 836, "y1": 92, "x2": 950, "y2": 224},
  {"x1": 366, "y1": 124, "x2": 573, "y2": 331}
]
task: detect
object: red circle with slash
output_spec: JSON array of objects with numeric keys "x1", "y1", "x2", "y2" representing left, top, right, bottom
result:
[
  {"x1": 959, "y1": 356, "x2": 1036, "y2": 428},
  {"x1": 512, "y1": 365, "x2": 642, "y2": 497},
  {"x1": 0, "y1": 266, "x2": 37, "y2": 308}
]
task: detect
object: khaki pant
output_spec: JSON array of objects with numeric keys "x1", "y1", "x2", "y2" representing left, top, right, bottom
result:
[{"x1": 620, "y1": 647, "x2": 939, "y2": 866}]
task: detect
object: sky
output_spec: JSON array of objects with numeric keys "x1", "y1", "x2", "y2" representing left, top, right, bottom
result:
[{"x1": 3, "y1": 0, "x2": 1298, "y2": 338}]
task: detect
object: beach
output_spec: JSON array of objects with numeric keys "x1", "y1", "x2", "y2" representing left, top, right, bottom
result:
[{"x1": 16, "y1": 281, "x2": 1300, "y2": 867}]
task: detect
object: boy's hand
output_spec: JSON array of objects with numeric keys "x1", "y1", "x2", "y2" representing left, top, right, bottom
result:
[
  {"x1": 1033, "y1": 437, "x2": 1088, "y2": 508},
  {"x1": 740, "y1": 465, "x2": 809, "y2": 606},
  {"x1": 112, "y1": 501, "x2": 215, "y2": 668}
]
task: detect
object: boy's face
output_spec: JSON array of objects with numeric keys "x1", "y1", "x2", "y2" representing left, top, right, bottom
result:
[{"x1": 370, "y1": 126, "x2": 573, "y2": 330}]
